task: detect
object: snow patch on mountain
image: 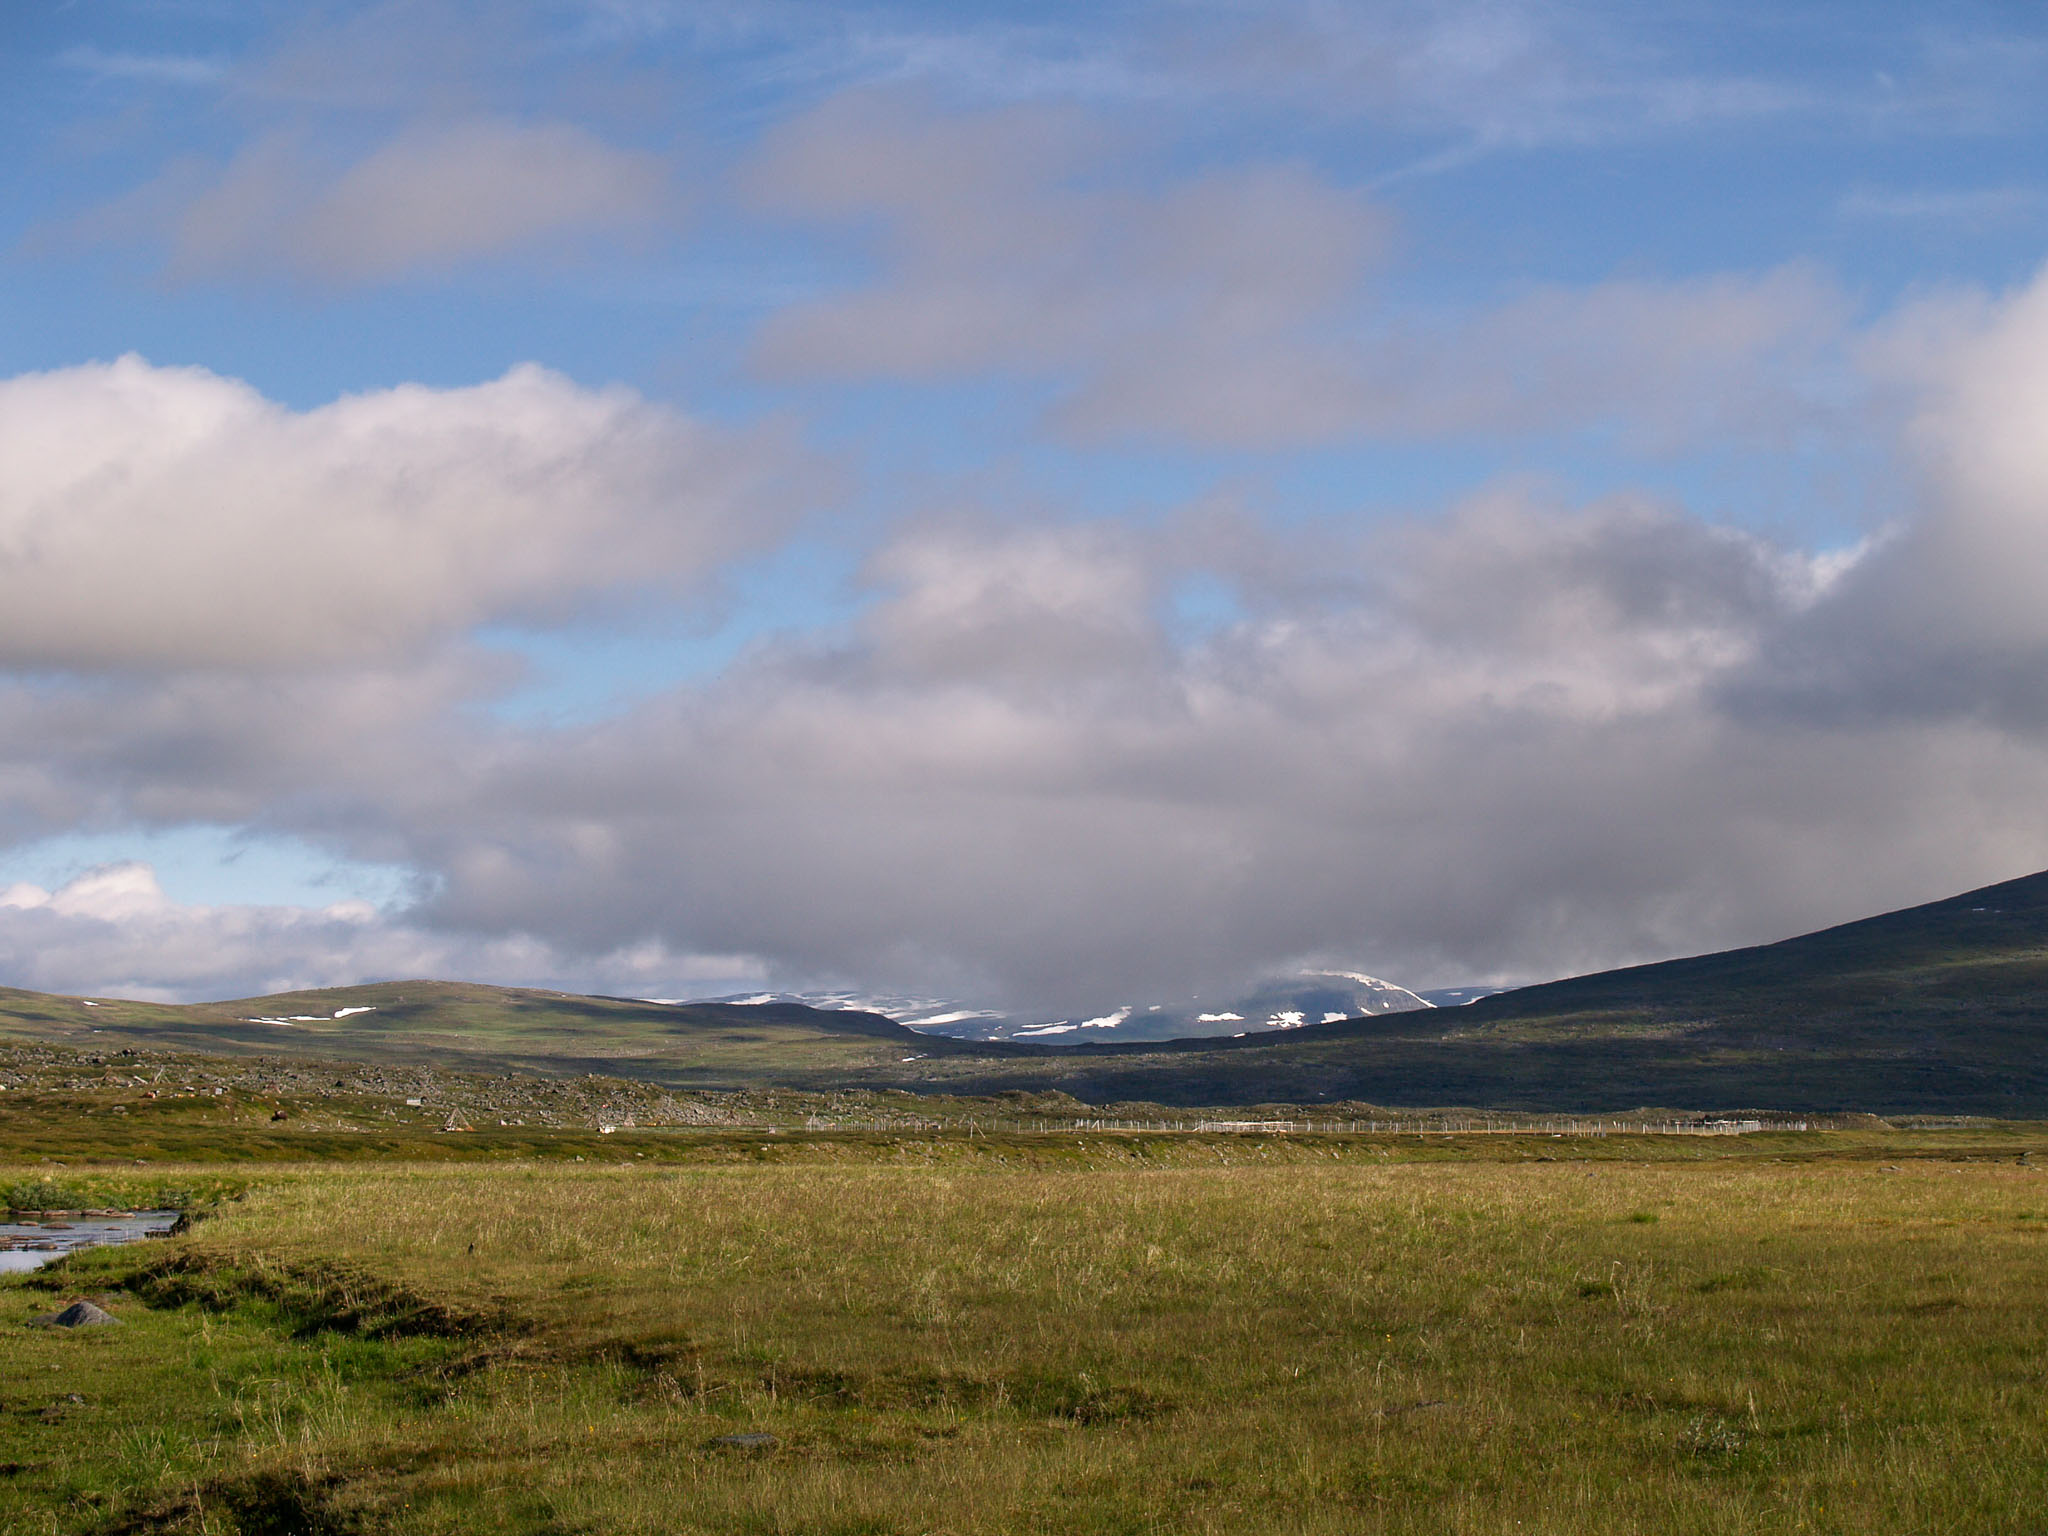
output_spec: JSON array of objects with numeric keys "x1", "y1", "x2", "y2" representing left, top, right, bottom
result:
[{"x1": 667, "y1": 967, "x2": 1478, "y2": 1044}]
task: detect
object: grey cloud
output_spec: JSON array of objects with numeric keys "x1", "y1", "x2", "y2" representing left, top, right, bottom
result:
[
  {"x1": 749, "y1": 91, "x2": 1383, "y2": 373},
  {"x1": 1389, "y1": 267, "x2": 1855, "y2": 448},
  {"x1": 1061, "y1": 265, "x2": 1852, "y2": 450},
  {"x1": 748, "y1": 92, "x2": 1850, "y2": 450},
  {"x1": 358, "y1": 495, "x2": 2039, "y2": 1010},
  {"x1": 861, "y1": 526, "x2": 1162, "y2": 687},
  {"x1": 8, "y1": 472, "x2": 2048, "y2": 1010},
  {"x1": 363, "y1": 255, "x2": 2048, "y2": 1003},
  {"x1": 164, "y1": 119, "x2": 676, "y2": 283},
  {"x1": 11, "y1": 261, "x2": 2048, "y2": 1010}
]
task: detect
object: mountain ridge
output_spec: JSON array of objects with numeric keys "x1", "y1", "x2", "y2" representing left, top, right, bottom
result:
[{"x1": 6, "y1": 868, "x2": 2048, "y2": 1112}]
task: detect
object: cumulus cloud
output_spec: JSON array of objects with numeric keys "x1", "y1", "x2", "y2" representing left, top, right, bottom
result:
[
  {"x1": 0, "y1": 357, "x2": 813, "y2": 669},
  {"x1": 1736, "y1": 264, "x2": 2048, "y2": 726},
  {"x1": 7, "y1": 476, "x2": 2048, "y2": 1009},
  {"x1": 10, "y1": 260, "x2": 2048, "y2": 1010},
  {"x1": 372, "y1": 464, "x2": 2048, "y2": 1012},
  {"x1": 749, "y1": 92, "x2": 1849, "y2": 448}
]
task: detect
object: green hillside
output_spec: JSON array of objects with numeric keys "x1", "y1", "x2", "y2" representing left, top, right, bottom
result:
[{"x1": 0, "y1": 979, "x2": 985, "y2": 1089}]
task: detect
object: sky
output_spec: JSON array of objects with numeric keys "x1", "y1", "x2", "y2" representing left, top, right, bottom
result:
[{"x1": 4, "y1": 0, "x2": 2048, "y2": 1009}]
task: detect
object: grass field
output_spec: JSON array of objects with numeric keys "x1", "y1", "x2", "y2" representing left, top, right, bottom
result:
[{"x1": 7, "y1": 1125, "x2": 2048, "y2": 1535}]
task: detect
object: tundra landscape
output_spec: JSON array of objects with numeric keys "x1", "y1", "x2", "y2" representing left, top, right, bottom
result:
[
  {"x1": 8, "y1": 1097, "x2": 2048, "y2": 1534},
  {"x1": 7, "y1": 876, "x2": 2048, "y2": 1531},
  {"x1": 11, "y1": 1, "x2": 2048, "y2": 1531}
]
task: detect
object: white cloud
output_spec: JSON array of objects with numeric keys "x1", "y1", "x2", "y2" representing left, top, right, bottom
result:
[
  {"x1": 0, "y1": 862, "x2": 764, "y2": 1003},
  {"x1": 0, "y1": 356, "x2": 813, "y2": 669},
  {"x1": 1742, "y1": 264, "x2": 2048, "y2": 724},
  {"x1": 57, "y1": 46, "x2": 229, "y2": 87}
]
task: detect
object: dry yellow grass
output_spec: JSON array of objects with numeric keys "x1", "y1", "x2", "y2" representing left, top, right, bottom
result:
[{"x1": 7, "y1": 1138, "x2": 2048, "y2": 1533}]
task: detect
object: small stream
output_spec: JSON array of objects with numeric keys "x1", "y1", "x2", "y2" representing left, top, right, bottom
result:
[{"x1": 0, "y1": 1212, "x2": 182, "y2": 1272}]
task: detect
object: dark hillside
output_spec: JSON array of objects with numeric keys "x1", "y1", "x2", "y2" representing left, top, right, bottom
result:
[
  {"x1": 1455, "y1": 867, "x2": 2048, "y2": 1030},
  {"x1": 917, "y1": 868, "x2": 2048, "y2": 1113}
]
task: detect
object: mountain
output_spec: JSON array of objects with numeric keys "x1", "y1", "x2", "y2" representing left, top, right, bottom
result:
[{"x1": 694, "y1": 971, "x2": 1434, "y2": 1043}]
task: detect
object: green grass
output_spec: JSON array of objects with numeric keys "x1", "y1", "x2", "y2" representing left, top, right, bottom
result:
[{"x1": 7, "y1": 1128, "x2": 2048, "y2": 1534}]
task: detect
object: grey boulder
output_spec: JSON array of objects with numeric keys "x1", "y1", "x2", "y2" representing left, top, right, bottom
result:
[{"x1": 31, "y1": 1300, "x2": 120, "y2": 1328}]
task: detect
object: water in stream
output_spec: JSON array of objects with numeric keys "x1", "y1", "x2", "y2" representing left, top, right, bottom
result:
[{"x1": 0, "y1": 1212, "x2": 181, "y2": 1272}]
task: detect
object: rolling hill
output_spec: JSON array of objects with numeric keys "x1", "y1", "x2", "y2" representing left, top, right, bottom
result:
[
  {"x1": 6, "y1": 867, "x2": 2048, "y2": 1112},
  {"x1": 0, "y1": 979, "x2": 1002, "y2": 1089}
]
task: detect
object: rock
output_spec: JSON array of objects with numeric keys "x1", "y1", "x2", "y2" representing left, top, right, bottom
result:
[
  {"x1": 31, "y1": 1300, "x2": 120, "y2": 1329},
  {"x1": 710, "y1": 1432, "x2": 778, "y2": 1450}
]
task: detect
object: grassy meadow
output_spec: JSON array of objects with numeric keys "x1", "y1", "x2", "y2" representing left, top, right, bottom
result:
[{"x1": 5, "y1": 1129, "x2": 2048, "y2": 1534}]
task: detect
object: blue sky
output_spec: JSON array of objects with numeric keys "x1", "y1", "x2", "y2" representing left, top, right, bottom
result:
[{"x1": 4, "y1": 1, "x2": 2048, "y2": 1006}]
